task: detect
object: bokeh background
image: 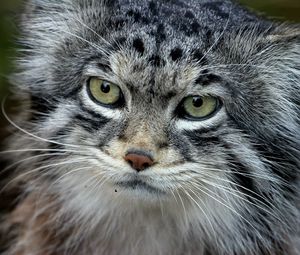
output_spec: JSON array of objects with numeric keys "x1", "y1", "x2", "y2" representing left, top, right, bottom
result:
[{"x1": 0, "y1": 0, "x2": 299, "y2": 139}]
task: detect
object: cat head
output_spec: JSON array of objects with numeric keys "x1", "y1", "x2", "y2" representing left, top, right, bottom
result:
[{"x1": 9, "y1": 0, "x2": 300, "y2": 251}]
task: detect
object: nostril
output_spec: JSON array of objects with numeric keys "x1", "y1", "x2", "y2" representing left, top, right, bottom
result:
[
  {"x1": 142, "y1": 163, "x2": 149, "y2": 169},
  {"x1": 124, "y1": 151, "x2": 154, "y2": 172},
  {"x1": 127, "y1": 159, "x2": 133, "y2": 167}
]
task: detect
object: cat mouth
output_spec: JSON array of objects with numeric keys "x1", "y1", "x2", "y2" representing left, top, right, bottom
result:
[{"x1": 116, "y1": 179, "x2": 164, "y2": 194}]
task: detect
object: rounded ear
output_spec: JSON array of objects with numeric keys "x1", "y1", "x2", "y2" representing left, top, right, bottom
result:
[
  {"x1": 20, "y1": 0, "x2": 72, "y2": 27},
  {"x1": 254, "y1": 24, "x2": 300, "y2": 67},
  {"x1": 259, "y1": 24, "x2": 300, "y2": 111},
  {"x1": 21, "y1": 0, "x2": 115, "y2": 24},
  {"x1": 264, "y1": 24, "x2": 300, "y2": 43}
]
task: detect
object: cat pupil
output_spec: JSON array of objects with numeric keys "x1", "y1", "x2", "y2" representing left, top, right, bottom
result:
[
  {"x1": 101, "y1": 83, "x2": 110, "y2": 93},
  {"x1": 192, "y1": 97, "x2": 203, "y2": 108}
]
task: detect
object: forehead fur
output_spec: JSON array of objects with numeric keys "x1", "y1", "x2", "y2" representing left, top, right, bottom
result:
[
  {"x1": 19, "y1": 0, "x2": 298, "y2": 104},
  {"x1": 20, "y1": 0, "x2": 272, "y2": 96}
]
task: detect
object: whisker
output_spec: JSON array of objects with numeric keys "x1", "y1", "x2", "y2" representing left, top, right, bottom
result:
[
  {"x1": 1, "y1": 96, "x2": 81, "y2": 149},
  {"x1": 190, "y1": 179, "x2": 284, "y2": 225},
  {"x1": 0, "y1": 152, "x2": 87, "y2": 176},
  {"x1": 178, "y1": 167, "x2": 281, "y2": 209},
  {"x1": 181, "y1": 185, "x2": 217, "y2": 238},
  {"x1": 0, "y1": 148, "x2": 86, "y2": 155},
  {"x1": 178, "y1": 164, "x2": 278, "y2": 183},
  {"x1": 50, "y1": 166, "x2": 93, "y2": 188},
  {"x1": 191, "y1": 183, "x2": 264, "y2": 240},
  {"x1": 174, "y1": 188, "x2": 189, "y2": 227},
  {"x1": 35, "y1": 166, "x2": 93, "y2": 207},
  {"x1": 0, "y1": 158, "x2": 90, "y2": 194}
]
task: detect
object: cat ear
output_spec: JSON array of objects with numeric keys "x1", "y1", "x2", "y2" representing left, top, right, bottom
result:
[
  {"x1": 21, "y1": 0, "x2": 73, "y2": 23},
  {"x1": 265, "y1": 24, "x2": 300, "y2": 43},
  {"x1": 22, "y1": 0, "x2": 114, "y2": 22},
  {"x1": 259, "y1": 24, "x2": 300, "y2": 112},
  {"x1": 256, "y1": 24, "x2": 300, "y2": 68}
]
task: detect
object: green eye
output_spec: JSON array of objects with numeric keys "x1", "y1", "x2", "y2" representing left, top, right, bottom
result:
[
  {"x1": 88, "y1": 78, "x2": 123, "y2": 107},
  {"x1": 180, "y1": 95, "x2": 220, "y2": 120}
]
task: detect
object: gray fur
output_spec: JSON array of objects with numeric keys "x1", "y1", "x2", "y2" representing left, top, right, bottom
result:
[{"x1": 1, "y1": 0, "x2": 300, "y2": 254}]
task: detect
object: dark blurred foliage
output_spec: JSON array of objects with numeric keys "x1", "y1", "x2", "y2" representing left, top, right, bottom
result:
[
  {"x1": 0, "y1": 0, "x2": 299, "y2": 132},
  {"x1": 0, "y1": 0, "x2": 22, "y2": 139},
  {"x1": 0, "y1": 1, "x2": 22, "y2": 99},
  {"x1": 239, "y1": 0, "x2": 300, "y2": 22}
]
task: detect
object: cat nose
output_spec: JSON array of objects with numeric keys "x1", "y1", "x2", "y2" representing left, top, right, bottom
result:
[{"x1": 124, "y1": 151, "x2": 154, "y2": 172}]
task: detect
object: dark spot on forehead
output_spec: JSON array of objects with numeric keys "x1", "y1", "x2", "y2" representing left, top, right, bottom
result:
[
  {"x1": 176, "y1": 19, "x2": 200, "y2": 36},
  {"x1": 195, "y1": 73, "x2": 221, "y2": 86},
  {"x1": 141, "y1": 16, "x2": 150, "y2": 24},
  {"x1": 127, "y1": 9, "x2": 141, "y2": 22},
  {"x1": 97, "y1": 63, "x2": 112, "y2": 73},
  {"x1": 179, "y1": 23, "x2": 188, "y2": 34},
  {"x1": 149, "y1": 1, "x2": 158, "y2": 15},
  {"x1": 202, "y1": 2, "x2": 230, "y2": 19},
  {"x1": 191, "y1": 49, "x2": 208, "y2": 65},
  {"x1": 114, "y1": 18, "x2": 126, "y2": 29},
  {"x1": 205, "y1": 29, "x2": 213, "y2": 42},
  {"x1": 191, "y1": 21, "x2": 200, "y2": 34},
  {"x1": 184, "y1": 10, "x2": 195, "y2": 19},
  {"x1": 132, "y1": 38, "x2": 145, "y2": 54},
  {"x1": 156, "y1": 23, "x2": 166, "y2": 43},
  {"x1": 149, "y1": 55, "x2": 165, "y2": 67},
  {"x1": 165, "y1": 91, "x2": 177, "y2": 100},
  {"x1": 112, "y1": 37, "x2": 127, "y2": 49},
  {"x1": 170, "y1": 47, "x2": 183, "y2": 61}
]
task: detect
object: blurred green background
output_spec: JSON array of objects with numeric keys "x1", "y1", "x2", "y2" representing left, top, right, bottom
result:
[{"x1": 0, "y1": 0, "x2": 299, "y2": 138}]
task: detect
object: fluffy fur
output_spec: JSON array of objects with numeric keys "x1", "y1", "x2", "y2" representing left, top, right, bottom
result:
[{"x1": 1, "y1": 0, "x2": 300, "y2": 254}]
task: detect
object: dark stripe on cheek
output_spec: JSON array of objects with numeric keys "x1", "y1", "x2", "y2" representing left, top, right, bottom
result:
[
  {"x1": 182, "y1": 124, "x2": 224, "y2": 146},
  {"x1": 79, "y1": 102, "x2": 111, "y2": 120},
  {"x1": 222, "y1": 142, "x2": 265, "y2": 203},
  {"x1": 252, "y1": 143, "x2": 298, "y2": 196},
  {"x1": 74, "y1": 114, "x2": 109, "y2": 132},
  {"x1": 253, "y1": 143, "x2": 298, "y2": 183},
  {"x1": 227, "y1": 119, "x2": 298, "y2": 194},
  {"x1": 168, "y1": 132, "x2": 194, "y2": 162},
  {"x1": 30, "y1": 95, "x2": 57, "y2": 121},
  {"x1": 227, "y1": 153, "x2": 256, "y2": 197},
  {"x1": 48, "y1": 128, "x2": 70, "y2": 151},
  {"x1": 222, "y1": 141, "x2": 263, "y2": 203},
  {"x1": 183, "y1": 132, "x2": 220, "y2": 147}
]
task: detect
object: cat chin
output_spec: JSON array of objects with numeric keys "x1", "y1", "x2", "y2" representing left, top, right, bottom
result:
[{"x1": 105, "y1": 181, "x2": 168, "y2": 205}]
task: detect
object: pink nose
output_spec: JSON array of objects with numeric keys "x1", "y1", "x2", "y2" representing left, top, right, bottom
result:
[{"x1": 124, "y1": 153, "x2": 154, "y2": 172}]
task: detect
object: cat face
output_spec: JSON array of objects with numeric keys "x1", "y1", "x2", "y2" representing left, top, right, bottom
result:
[{"x1": 10, "y1": 0, "x2": 300, "y2": 252}]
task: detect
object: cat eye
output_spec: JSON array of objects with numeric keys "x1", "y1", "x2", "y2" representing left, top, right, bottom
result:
[
  {"x1": 179, "y1": 95, "x2": 221, "y2": 120},
  {"x1": 87, "y1": 78, "x2": 124, "y2": 107}
]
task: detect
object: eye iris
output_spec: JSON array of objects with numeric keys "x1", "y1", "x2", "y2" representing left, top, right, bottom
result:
[
  {"x1": 192, "y1": 97, "x2": 203, "y2": 108},
  {"x1": 101, "y1": 82, "x2": 111, "y2": 93},
  {"x1": 181, "y1": 95, "x2": 220, "y2": 120},
  {"x1": 88, "y1": 78, "x2": 123, "y2": 107}
]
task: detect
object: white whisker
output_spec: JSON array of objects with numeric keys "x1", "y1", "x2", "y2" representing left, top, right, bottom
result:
[
  {"x1": 0, "y1": 158, "x2": 90, "y2": 194},
  {"x1": 1, "y1": 97, "x2": 81, "y2": 149}
]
